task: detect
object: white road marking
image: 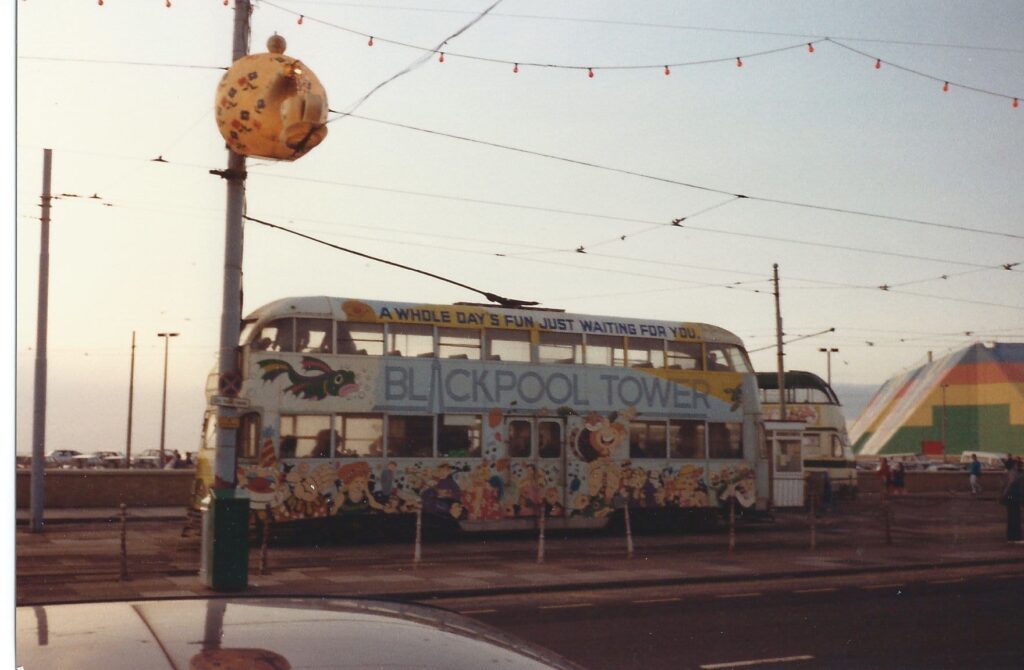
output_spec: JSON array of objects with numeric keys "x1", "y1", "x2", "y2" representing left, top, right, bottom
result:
[
  {"x1": 716, "y1": 592, "x2": 763, "y2": 599},
  {"x1": 458, "y1": 608, "x2": 497, "y2": 614},
  {"x1": 538, "y1": 602, "x2": 594, "y2": 610},
  {"x1": 795, "y1": 587, "x2": 838, "y2": 594},
  {"x1": 700, "y1": 654, "x2": 814, "y2": 669},
  {"x1": 632, "y1": 597, "x2": 682, "y2": 604}
]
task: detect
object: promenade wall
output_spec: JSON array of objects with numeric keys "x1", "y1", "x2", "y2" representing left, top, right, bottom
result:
[{"x1": 15, "y1": 470, "x2": 195, "y2": 509}]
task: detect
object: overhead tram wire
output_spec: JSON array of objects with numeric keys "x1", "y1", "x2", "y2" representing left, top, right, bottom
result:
[
  {"x1": 338, "y1": 113, "x2": 1024, "y2": 242},
  {"x1": 242, "y1": 214, "x2": 538, "y2": 308}
]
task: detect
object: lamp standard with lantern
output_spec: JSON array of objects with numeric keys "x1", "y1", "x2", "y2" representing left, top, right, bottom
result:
[{"x1": 157, "y1": 332, "x2": 179, "y2": 465}]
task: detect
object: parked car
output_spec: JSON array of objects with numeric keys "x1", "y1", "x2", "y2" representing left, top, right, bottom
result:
[
  {"x1": 131, "y1": 449, "x2": 167, "y2": 469},
  {"x1": 70, "y1": 451, "x2": 125, "y2": 469},
  {"x1": 44, "y1": 449, "x2": 82, "y2": 468}
]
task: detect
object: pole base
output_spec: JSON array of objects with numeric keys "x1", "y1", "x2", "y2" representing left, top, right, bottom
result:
[{"x1": 200, "y1": 488, "x2": 251, "y2": 591}]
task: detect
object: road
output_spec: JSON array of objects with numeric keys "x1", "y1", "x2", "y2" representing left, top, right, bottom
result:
[{"x1": 433, "y1": 569, "x2": 1024, "y2": 669}]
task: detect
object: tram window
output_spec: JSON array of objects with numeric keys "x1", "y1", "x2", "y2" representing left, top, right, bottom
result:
[
  {"x1": 666, "y1": 341, "x2": 702, "y2": 370},
  {"x1": 439, "y1": 328, "x2": 481, "y2": 360},
  {"x1": 627, "y1": 337, "x2": 665, "y2": 368},
  {"x1": 629, "y1": 420, "x2": 667, "y2": 459},
  {"x1": 832, "y1": 434, "x2": 845, "y2": 458},
  {"x1": 538, "y1": 332, "x2": 582, "y2": 364},
  {"x1": 708, "y1": 422, "x2": 743, "y2": 459},
  {"x1": 338, "y1": 415, "x2": 384, "y2": 458},
  {"x1": 506, "y1": 420, "x2": 532, "y2": 457},
  {"x1": 760, "y1": 388, "x2": 780, "y2": 404},
  {"x1": 280, "y1": 414, "x2": 332, "y2": 458},
  {"x1": 337, "y1": 323, "x2": 384, "y2": 356},
  {"x1": 802, "y1": 433, "x2": 821, "y2": 456},
  {"x1": 239, "y1": 320, "x2": 258, "y2": 347},
  {"x1": 725, "y1": 345, "x2": 753, "y2": 373},
  {"x1": 388, "y1": 324, "x2": 434, "y2": 358},
  {"x1": 387, "y1": 415, "x2": 434, "y2": 458},
  {"x1": 670, "y1": 420, "x2": 706, "y2": 459},
  {"x1": 704, "y1": 344, "x2": 732, "y2": 371},
  {"x1": 253, "y1": 318, "x2": 294, "y2": 352},
  {"x1": 486, "y1": 330, "x2": 531, "y2": 362},
  {"x1": 237, "y1": 413, "x2": 261, "y2": 461},
  {"x1": 538, "y1": 421, "x2": 562, "y2": 459},
  {"x1": 297, "y1": 318, "x2": 332, "y2": 354},
  {"x1": 438, "y1": 415, "x2": 482, "y2": 457},
  {"x1": 585, "y1": 335, "x2": 626, "y2": 366}
]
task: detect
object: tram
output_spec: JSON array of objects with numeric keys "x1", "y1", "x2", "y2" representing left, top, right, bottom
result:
[{"x1": 193, "y1": 297, "x2": 769, "y2": 530}]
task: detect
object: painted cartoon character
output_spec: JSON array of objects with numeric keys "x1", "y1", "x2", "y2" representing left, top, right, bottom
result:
[
  {"x1": 258, "y1": 356, "x2": 359, "y2": 400},
  {"x1": 420, "y1": 462, "x2": 464, "y2": 519},
  {"x1": 334, "y1": 461, "x2": 385, "y2": 514},
  {"x1": 575, "y1": 408, "x2": 635, "y2": 462},
  {"x1": 237, "y1": 440, "x2": 287, "y2": 511},
  {"x1": 461, "y1": 461, "x2": 502, "y2": 521},
  {"x1": 278, "y1": 462, "x2": 330, "y2": 520}
]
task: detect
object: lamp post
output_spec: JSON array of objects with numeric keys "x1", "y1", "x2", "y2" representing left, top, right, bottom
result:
[
  {"x1": 157, "y1": 332, "x2": 180, "y2": 465},
  {"x1": 818, "y1": 347, "x2": 839, "y2": 386}
]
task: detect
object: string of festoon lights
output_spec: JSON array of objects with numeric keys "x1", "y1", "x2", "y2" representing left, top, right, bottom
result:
[{"x1": 91, "y1": 0, "x2": 1022, "y2": 108}]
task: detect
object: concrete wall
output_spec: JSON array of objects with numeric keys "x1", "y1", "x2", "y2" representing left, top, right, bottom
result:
[{"x1": 15, "y1": 470, "x2": 195, "y2": 509}]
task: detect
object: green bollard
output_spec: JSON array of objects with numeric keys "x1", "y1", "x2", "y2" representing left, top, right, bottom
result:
[{"x1": 200, "y1": 488, "x2": 251, "y2": 591}]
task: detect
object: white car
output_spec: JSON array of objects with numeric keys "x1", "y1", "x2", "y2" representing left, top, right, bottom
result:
[{"x1": 45, "y1": 449, "x2": 82, "y2": 468}]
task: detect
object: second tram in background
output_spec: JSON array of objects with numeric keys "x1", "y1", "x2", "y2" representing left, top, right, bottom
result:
[{"x1": 756, "y1": 370, "x2": 858, "y2": 498}]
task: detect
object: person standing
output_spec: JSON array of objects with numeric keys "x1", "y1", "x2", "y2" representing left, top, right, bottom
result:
[
  {"x1": 891, "y1": 462, "x2": 907, "y2": 496},
  {"x1": 1000, "y1": 458, "x2": 1022, "y2": 542},
  {"x1": 877, "y1": 457, "x2": 892, "y2": 498},
  {"x1": 969, "y1": 454, "x2": 983, "y2": 495}
]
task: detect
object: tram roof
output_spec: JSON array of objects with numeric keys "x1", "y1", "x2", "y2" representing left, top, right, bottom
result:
[
  {"x1": 756, "y1": 370, "x2": 835, "y2": 394},
  {"x1": 244, "y1": 296, "x2": 746, "y2": 345}
]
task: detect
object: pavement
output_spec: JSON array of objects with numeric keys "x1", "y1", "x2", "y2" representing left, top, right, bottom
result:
[{"x1": 15, "y1": 492, "x2": 1024, "y2": 606}]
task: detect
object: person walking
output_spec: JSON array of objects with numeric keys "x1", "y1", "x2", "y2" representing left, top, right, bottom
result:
[
  {"x1": 878, "y1": 457, "x2": 892, "y2": 498},
  {"x1": 969, "y1": 454, "x2": 983, "y2": 495},
  {"x1": 891, "y1": 462, "x2": 907, "y2": 496},
  {"x1": 1000, "y1": 458, "x2": 1022, "y2": 542}
]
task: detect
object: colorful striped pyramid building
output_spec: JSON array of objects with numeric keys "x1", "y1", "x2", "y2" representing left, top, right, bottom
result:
[{"x1": 850, "y1": 343, "x2": 1024, "y2": 456}]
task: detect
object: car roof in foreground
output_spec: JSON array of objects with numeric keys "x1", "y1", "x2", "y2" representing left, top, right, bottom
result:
[{"x1": 16, "y1": 597, "x2": 583, "y2": 670}]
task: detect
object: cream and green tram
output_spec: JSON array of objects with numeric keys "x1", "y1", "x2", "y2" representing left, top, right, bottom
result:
[{"x1": 194, "y1": 296, "x2": 768, "y2": 531}]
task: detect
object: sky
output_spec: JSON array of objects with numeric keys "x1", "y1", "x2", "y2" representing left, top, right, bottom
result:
[{"x1": 14, "y1": 0, "x2": 1024, "y2": 457}]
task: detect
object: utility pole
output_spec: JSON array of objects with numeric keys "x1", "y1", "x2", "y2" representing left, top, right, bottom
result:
[
  {"x1": 157, "y1": 332, "x2": 179, "y2": 465},
  {"x1": 126, "y1": 331, "x2": 136, "y2": 469},
  {"x1": 773, "y1": 264, "x2": 787, "y2": 420},
  {"x1": 30, "y1": 148, "x2": 52, "y2": 534},
  {"x1": 819, "y1": 347, "x2": 839, "y2": 386},
  {"x1": 201, "y1": 0, "x2": 252, "y2": 591},
  {"x1": 941, "y1": 383, "x2": 949, "y2": 447}
]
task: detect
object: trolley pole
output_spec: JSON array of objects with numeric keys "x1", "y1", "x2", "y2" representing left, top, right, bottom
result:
[
  {"x1": 30, "y1": 148, "x2": 52, "y2": 534},
  {"x1": 201, "y1": 0, "x2": 251, "y2": 592},
  {"x1": 773, "y1": 264, "x2": 787, "y2": 421}
]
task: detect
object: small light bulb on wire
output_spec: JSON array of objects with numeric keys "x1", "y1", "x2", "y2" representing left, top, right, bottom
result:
[
  {"x1": 943, "y1": 81, "x2": 949, "y2": 92},
  {"x1": 165, "y1": 0, "x2": 171, "y2": 6},
  {"x1": 1014, "y1": 98, "x2": 1020, "y2": 109},
  {"x1": 368, "y1": 36, "x2": 374, "y2": 47},
  {"x1": 438, "y1": 51, "x2": 445, "y2": 63},
  {"x1": 807, "y1": 43, "x2": 814, "y2": 53},
  {"x1": 875, "y1": 59, "x2": 881, "y2": 69},
  {"x1": 297, "y1": 15, "x2": 304, "y2": 25},
  {"x1": 513, "y1": 63, "x2": 519, "y2": 74},
  {"x1": 664, "y1": 65, "x2": 670, "y2": 76},
  {"x1": 736, "y1": 57, "x2": 743, "y2": 67},
  {"x1": 588, "y1": 68, "x2": 594, "y2": 78}
]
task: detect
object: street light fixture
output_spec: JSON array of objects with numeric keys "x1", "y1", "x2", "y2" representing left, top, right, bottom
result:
[
  {"x1": 818, "y1": 347, "x2": 839, "y2": 386},
  {"x1": 157, "y1": 332, "x2": 180, "y2": 465}
]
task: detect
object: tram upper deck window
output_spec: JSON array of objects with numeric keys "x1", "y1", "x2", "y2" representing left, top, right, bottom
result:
[
  {"x1": 337, "y1": 323, "x2": 384, "y2": 356},
  {"x1": 538, "y1": 332, "x2": 582, "y2": 364},
  {"x1": 438, "y1": 415, "x2": 482, "y2": 457},
  {"x1": 239, "y1": 320, "x2": 258, "y2": 347},
  {"x1": 706, "y1": 343, "x2": 752, "y2": 373},
  {"x1": 387, "y1": 324, "x2": 434, "y2": 358},
  {"x1": 251, "y1": 318, "x2": 294, "y2": 352},
  {"x1": 793, "y1": 387, "x2": 832, "y2": 404},
  {"x1": 387, "y1": 416, "x2": 434, "y2": 458},
  {"x1": 627, "y1": 337, "x2": 665, "y2": 368},
  {"x1": 585, "y1": 335, "x2": 626, "y2": 366},
  {"x1": 237, "y1": 413, "x2": 261, "y2": 461},
  {"x1": 630, "y1": 420, "x2": 667, "y2": 459},
  {"x1": 439, "y1": 328, "x2": 481, "y2": 360},
  {"x1": 486, "y1": 330, "x2": 531, "y2": 362},
  {"x1": 670, "y1": 419, "x2": 706, "y2": 459},
  {"x1": 297, "y1": 318, "x2": 332, "y2": 354},
  {"x1": 280, "y1": 414, "x2": 331, "y2": 458},
  {"x1": 666, "y1": 341, "x2": 702, "y2": 370}
]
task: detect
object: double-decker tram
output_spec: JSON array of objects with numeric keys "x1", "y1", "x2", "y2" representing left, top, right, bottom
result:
[
  {"x1": 756, "y1": 370, "x2": 858, "y2": 498},
  {"x1": 193, "y1": 297, "x2": 768, "y2": 531}
]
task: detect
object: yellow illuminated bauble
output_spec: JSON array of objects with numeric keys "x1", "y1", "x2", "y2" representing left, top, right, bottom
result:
[{"x1": 214, "y1": 35, "x2": 328, "y2": 160}]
